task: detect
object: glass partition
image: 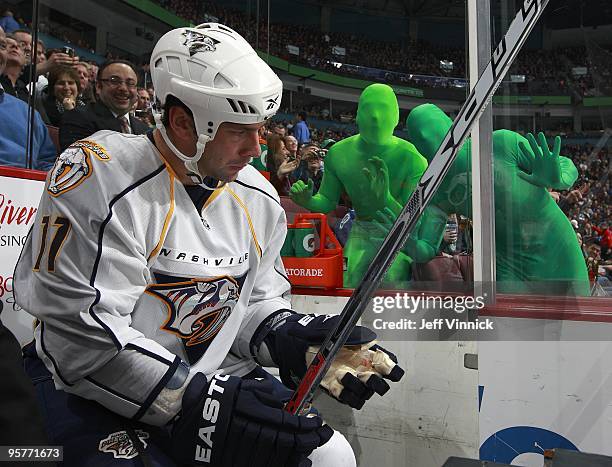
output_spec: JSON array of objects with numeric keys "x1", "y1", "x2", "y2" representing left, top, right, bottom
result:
[{"x1": 493, "y1": 0, "x2": 611, "y2": 298}]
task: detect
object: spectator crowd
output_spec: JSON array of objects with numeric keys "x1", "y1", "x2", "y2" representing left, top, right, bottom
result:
[
  {"x1": 555, "y1": 142, "x2": 612, "y2": 289},
  {"x1": 150, "y1": 0, "x2": 612, "y2": 97},
  {"x1": 4, "y1": 0, "x2": 612, "y2": 96},
  {"x1": 0, "y1": 24, "x2": 154, "y2": 170}
]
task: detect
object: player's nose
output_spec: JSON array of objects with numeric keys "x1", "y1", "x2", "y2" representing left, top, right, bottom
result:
[{"x1": 240, "y1": 131, "x2": 260, "y2": 159}]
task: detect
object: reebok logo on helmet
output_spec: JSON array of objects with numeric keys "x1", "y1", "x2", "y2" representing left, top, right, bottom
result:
[{"x1": 265, "y1": 95, "x2": 280, "y2": 111}]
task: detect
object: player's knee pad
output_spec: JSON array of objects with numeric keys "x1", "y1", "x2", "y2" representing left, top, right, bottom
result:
[{"x1": 308, "y1": 430, "x2": 356, "y2": 467}]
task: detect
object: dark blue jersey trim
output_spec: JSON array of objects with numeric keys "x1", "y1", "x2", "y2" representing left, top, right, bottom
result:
[
  {"x1": 234, "y1": 179, "x2": 281, "y2": 206},
  {"x1": 274, "y1": 266, "x2": 291, "y2": 287},
  {"x1": 85, "y1": 376, "x2": 143, "y2": 407},
  {"x1": 125, "y1": 342, "x2": 174, "y2": 366},
  {"x1": 133, "y1": 355, "x2": 181, "y2": 421},
  {"x1": 39, "y1": 322, "x2": 72, "y2": 387},
  {"x1": 89, "y1": 164, "x2": 167, "y2": 350}
]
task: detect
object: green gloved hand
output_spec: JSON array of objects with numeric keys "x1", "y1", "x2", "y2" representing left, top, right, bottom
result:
[
  {"x1": 362, "y1": 156, "x2": 392, "y2": 212},
  {"x1": 290, "y1": 178, "x2": 314, "y2": 206},
  {"x1": 518, "y1": 132, "x2": 562, "y2": 188}
]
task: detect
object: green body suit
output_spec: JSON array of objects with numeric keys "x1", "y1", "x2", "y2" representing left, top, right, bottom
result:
[
  {"x1": 405, "y1": 104, "x2": 589, "y2": 295},
  {"x1": 290, "y1": 84, "x2": 428, "y2": 287}
]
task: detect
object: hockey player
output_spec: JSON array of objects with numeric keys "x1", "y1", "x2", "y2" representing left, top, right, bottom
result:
[{"x1": 14, "y1": 24, "x2": 404, "y2": 466}]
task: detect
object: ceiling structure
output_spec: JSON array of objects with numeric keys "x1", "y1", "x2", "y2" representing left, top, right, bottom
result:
[
  {"x1": 302, "y1": 0, "x2": 467, "y2": 19},
  {"x1": 298, "y1": 0, "x2": 612, "y2": 27}
]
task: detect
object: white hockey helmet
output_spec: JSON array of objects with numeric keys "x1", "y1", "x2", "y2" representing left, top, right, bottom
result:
[{"x1": 150, "y1": 23, "x2": 282, "y2": 182}]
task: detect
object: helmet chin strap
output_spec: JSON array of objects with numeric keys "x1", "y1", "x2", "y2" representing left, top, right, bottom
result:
[{"x1": 154, "y1": 112, "x2": 221, "y2": 190}]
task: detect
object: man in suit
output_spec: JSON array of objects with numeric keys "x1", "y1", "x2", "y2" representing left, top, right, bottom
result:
[{"x1": 59, "y1": 59, "x2": 148, "y2": 151}]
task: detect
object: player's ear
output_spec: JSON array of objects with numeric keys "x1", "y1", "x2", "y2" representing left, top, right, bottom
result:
[{"x1": 169, "y1": 106, "x2": 196, "y2": 140}]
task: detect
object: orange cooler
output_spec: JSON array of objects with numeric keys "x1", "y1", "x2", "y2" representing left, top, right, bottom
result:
[{"x1": 282, "y1": 213, "x2": 343, "y2": 289}]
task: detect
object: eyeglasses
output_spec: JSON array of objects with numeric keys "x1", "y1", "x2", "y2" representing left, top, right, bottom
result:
[{"x1": 99, "y1": 76, "x2": 137, "y2": 89}]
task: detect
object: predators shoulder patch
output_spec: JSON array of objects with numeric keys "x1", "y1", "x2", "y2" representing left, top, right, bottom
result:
[
  {"x1": 47, "y1": 140, "x2": 110, "y2": 197},
  {"x1": 71, "y1": 140, "x2": 111, "y2": 161}
]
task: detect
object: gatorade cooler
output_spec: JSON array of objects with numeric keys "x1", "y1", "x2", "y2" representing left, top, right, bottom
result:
[{"x1": 282, "y1": 213, "x2": 343, "y2": 289}]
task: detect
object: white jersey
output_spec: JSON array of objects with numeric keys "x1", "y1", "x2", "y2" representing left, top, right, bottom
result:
[{"x1": 14, "y1": 131, "x2": 292, "y2": 424}]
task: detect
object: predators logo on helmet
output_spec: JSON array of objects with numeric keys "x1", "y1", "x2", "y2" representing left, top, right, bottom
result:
[{"x1": 182, "y1": 30, "x2": 220, "y2": 56}]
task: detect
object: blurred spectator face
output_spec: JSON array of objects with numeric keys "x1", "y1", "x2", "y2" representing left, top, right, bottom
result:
[
  {"x1": 137, "y1": 88, "x2": 150, "y2": 110},
  {"x1": 35, "y1": 40, "x2": 45, "y2": 64},
  {"x1": 147, "y1": 86, "x2": 154, "y2": 100},
  {"x1": 264, "y1": 124, "x2": 273, "y2": 138},
  {"x1": 89, "y1": 63, "x2": 98, "y2": 81},
  {"x1": 271, "y1": 139, "x2": 290, "y2": 165},
  {"x1": 6, "y1": 36, "x2": 24, "y2": 67},
  {"x1": 588, "y1": 243, "x2": 601, "y2": 261},
  {"x1": 258, "y1": 125, "x2": 267, "y2": 141},
  {"x1": 306, "y1": 154, "x2": 322, "y2": 173},
  {"x1": 0, "y1": 30, "x2": 7, "y2": 74},
  {"x1": 96, "y1": 63, "x2": 138, "y2": 116},
  {"x1": 273, "y1": 125, "x2": 285, "y2": 137},
  {"x1": 53, "y1": 71, "x2": 78, "y2": 102},
  {"x1": 13, "y1": 31, "x2": 31, "y2": 63},
  {"x1": 75, "y1": 63, "x2": 90, "y2": 91},
  {"x1": 284, "y1": 135, "x2": 297, "y2": 153}
]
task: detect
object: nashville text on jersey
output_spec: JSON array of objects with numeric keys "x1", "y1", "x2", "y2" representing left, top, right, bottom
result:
[{"x1": 158, "y1": 248, "x2": 249, "y2": 267}]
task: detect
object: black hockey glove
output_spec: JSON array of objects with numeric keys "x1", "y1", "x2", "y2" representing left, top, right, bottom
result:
[
  {"x1": 255, "y1": 312, "x2": 405, "y2": 410},
  {"x1": 171, "y1": 372, "x2": 333, "y2": 467}
]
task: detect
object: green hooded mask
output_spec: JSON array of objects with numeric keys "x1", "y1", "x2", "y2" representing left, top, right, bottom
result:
[
  {"x1": 406, "y1": 103, "x2": 472, "y2": 215},
  {"x1": 356, "y1": 83, "x2": 400, "y2": 146}
]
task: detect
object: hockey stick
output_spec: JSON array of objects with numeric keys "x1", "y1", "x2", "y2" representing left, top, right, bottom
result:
[{"x1": 285, "y1": 0, "x2": 550, "y2": 415}]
